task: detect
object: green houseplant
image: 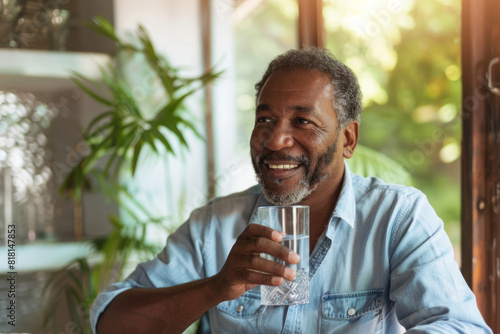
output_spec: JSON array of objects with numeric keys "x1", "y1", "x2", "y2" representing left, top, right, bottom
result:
[{"x1": 41, "y1": 16, "x2": 220, "y2": 333}]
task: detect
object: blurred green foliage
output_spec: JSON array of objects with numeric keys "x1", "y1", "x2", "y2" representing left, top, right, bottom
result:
[
  {"x1": 323, "y1": 0, "x2": 462, "y2": 246},
  {"x1": 234, "y1": 0, "x2": 461, "y2": 247}
]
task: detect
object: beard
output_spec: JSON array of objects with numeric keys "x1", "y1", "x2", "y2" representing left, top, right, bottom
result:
[{"x1": 251, "y1": 139, "x2": 338, "y2": 206}]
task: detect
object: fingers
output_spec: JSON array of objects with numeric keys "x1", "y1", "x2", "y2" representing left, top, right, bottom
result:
[
  {"x1": 244, "y1": 223, "x2": 283, "y2": 242},
  {"x1": 247, "y1": 255, "x2": 296, "y2": 281},
  {"x1": 253, "y1": 237, "x2": 300, "y2": 265},
  {"x1": 245, "y1": 271, "x2": 284, "y2": 286},
  {"x1": 275, "y1": 243, "x2": 300, "y2": 264},
  {"x1": 214, "y1": 224, "x2": 302, "y2": 300},
  {"x1": 241, "y1": 224, "x2": 300, "y2": 265}
]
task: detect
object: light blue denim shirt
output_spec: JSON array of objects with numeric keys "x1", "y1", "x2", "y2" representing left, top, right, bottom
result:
[{"x1": 91, "y1": 162, "x2": 491, "y2": 333}]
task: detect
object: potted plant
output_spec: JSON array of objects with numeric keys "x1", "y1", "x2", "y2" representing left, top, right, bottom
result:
[{"x1": 42, "y1": 16, "x2": 220, "y2": 333}]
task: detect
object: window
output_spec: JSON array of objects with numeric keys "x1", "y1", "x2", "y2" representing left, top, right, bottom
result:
[{"x1": 323, "y1": 0, "x2": 462, "y2": 264}]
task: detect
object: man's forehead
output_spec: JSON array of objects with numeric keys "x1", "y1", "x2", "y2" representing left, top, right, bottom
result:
[
  {"x1": 255, "y1": 103, "x2": 318, "y2": 116},
  {"x1": 265, "y1": 68, "x2": 329, "y2": 83},
  {"x1": 257, "y1": 69, "x2": 334, "y2": 103}
]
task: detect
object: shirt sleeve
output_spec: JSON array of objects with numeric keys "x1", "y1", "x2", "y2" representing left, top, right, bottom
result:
[
  {"x1": 90, "y1": 206, "x2": 209, "y2": 334},
  {"x1": 389, "y1": 191, "x2": 492, "y2": 333}
]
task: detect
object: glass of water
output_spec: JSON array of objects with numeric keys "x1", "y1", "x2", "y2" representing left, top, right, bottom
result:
[{"x1": 258, "y1": 205, "x2": 309, "y2": 305}]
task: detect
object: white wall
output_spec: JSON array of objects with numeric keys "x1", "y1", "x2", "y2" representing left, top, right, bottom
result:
[
  {"x1": 113, "y1": 0, "x2": 209, "y2": 237},
  {"x1": 210, "y1": 0, "x2": 241, "y2": 197},
  {"x1": 110, "y1": 0, "x2": 251, "y2": 239},
  {"x1": 210, "y1": 0, "x2": 254, "y2": 197}
]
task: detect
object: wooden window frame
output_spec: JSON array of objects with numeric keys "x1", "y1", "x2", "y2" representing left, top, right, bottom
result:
[
  {"x1": 298, "y1": 0, "x2": 325, "y2": 48},
  {"x1": 461, "y1": 0, "x2": 500, "y2": 331}
]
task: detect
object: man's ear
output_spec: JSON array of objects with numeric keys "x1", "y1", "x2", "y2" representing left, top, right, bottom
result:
[{"x1": 342, "y1": 121, "x2": 359, "y2": 159}]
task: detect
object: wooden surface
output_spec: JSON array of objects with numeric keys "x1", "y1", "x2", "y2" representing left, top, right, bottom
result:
[
  {"x1": 297, "y1": 0, "x2": 325, "y2": 49},
  {"x1": 461, "y1": 0, "x2": 500, "y2": 330},
  {"x1": 201, "y1": 0, "x2": 216, "y2": 200}
]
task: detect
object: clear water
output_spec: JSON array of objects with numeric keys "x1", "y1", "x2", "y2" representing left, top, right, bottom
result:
[{"x1": 261, "y1": 235, "x2": 309, "y2": 305}]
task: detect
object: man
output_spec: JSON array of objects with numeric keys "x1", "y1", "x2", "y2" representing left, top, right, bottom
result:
[{"x1": 91, "y1": 48, "x2": 492, "y2": 333}]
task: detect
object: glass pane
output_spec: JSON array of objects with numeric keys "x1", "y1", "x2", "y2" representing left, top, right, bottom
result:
[{"x1": 323, "y1": 0, "x2": 462, "y2": 264}]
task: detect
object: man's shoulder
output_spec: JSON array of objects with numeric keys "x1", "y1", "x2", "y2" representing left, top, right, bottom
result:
[
  {"x1": 349, "y1": 173, "x2": 436, "y2": 230},
  {"x1": 188, "y1": 185, "x2": 262, "y2": 220},
  {"x1": 350, "y1": 172, "x2": 422, "y2": 200},
  {"x1": 208, "y1": 185, "x2": 262, "y2": 205}
]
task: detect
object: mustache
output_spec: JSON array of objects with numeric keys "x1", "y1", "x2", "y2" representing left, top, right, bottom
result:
[{"x1": 256, "y1": 152, "x2": 310, "y2": 167}]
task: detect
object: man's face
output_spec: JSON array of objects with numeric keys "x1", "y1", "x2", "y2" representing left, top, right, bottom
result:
[{"x1": 250, "y1": 69, "x2": 344, "y2": 206}]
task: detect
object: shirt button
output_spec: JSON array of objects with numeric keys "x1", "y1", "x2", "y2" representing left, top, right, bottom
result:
[
  {"x1": 236, "y1": 305, "x2": 244, "y2": 312},
  {"x1": 347, "y1": 307, "x2": 356, "y2": 316}
]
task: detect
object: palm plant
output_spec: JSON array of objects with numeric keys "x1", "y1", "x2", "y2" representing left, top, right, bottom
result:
[
  {"x1": 347, "y1": 144, "x2": 413, "y2": 186},
  {"x1": 41, "y1": 16, "x2": 220, "y2": 333}
]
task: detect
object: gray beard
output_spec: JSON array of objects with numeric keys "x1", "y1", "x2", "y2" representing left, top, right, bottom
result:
[
  {"x1": 256, "y1": 171, "x2": 329, "y2": 206},
  {"x1": 251, "y1": 131, "x2": 339, "y2": 206}
]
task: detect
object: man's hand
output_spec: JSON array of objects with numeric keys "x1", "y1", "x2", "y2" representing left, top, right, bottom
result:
[
  {"x1": 97, "y1": 224, "x2": 300, "y2": 334},
  {"x1": 211, "y1": 223, "x2": 300, "y2": 301}
]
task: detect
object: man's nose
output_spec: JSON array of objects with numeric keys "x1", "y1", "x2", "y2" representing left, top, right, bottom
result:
[{"x1": 264, "y1": 121, "x2": 294, "y2": 151}]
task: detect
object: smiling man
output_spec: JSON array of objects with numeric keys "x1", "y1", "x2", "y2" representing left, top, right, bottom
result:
[
  {"x1": 91, "y1": 48, "x2": 492, "y2": 334},
  {"x1": 251, "y1": 70, "x2": 343, "y2": 205},
  {"x1": 250, "y1": 66, "x2": 356, "y2": 253}
]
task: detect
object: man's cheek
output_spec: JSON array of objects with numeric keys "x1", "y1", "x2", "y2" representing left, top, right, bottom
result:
[{"x1": 250, "y1": 128, "x2": 271, "y2": 148}]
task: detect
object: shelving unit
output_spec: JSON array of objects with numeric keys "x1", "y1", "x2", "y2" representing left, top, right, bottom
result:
[
  {"x1": 0, "y1": 2, "x2": 115, "y2": 331},
  {"x1": 0, "y1": 48, "x2": 113, "y2": 243},
  {"x1": 0, "y1": 49, "x2": 110, "y2": 91},
  {"x1": 0, "y1": 241, "x2": 95, "y2": 273}
]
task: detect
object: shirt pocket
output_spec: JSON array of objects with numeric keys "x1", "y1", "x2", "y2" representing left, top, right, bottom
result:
[
  {"x1": 216, "y1": 291, "x2": 264, "y2": 317},
  {"x1": 213, "y1": 291, "x2": 265, "y2": 334},
  {"x1": 321, "y1": 289, "x2": 385, "y2": 334}
]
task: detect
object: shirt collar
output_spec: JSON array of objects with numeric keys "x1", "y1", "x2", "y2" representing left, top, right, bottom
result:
[
  {"x1": 249, "y1": 189, "x2": 271, "y2": 225},
  {"x1": 330, "y1": 160, "x2": 356, "y2": 229},
  {"x1": 250, "y1": 160, "x2": 356, "y2": 229}
]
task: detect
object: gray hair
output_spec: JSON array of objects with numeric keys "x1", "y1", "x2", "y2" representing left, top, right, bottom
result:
[{"x1": 255, "y1": 47, "x2": 363, "y2": 128}]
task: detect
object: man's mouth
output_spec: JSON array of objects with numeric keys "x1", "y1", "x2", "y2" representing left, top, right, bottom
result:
[
  {"x1": 267, "y1": 164, "x2": 299, "y2": 170},
  {"x1": 262, "y1": 160, "x2": 303, "y2": 182},
  {"x1": 252, "y1": 153, "x2": 310, "y2": 184}
]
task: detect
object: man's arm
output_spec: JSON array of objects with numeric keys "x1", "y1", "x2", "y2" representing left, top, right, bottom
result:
[
  {"x1": 95, "y1": 224, "x2": 299, "y2": 334},
  {"x1": 390, "y1": 192, "x2": 492, "y2": 333},
  {"x1": 96, "y1": 278, "x2": 218, "y2": 334}
]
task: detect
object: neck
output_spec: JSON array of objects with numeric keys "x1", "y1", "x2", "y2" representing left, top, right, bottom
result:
[{"x1": 300, "y1": 170, "x2": 345, "y2": 253}]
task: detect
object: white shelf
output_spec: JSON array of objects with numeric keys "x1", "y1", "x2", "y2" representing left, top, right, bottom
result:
[
  {"x1": 0, "y1": 49, "x2": 111, "y2": 92},
  {"x1": 0, "y1": 241, "x2": 95, "y2": 273}
]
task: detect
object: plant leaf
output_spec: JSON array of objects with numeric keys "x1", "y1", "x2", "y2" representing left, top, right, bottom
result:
[
  {"x1": 131, "y1": 139, "x2": 144, "y2": 175},
  {"x1": 65, "y1": 287, "x2": 83, "y2": 330},
  {"x1": 136, "y1": 25, "x2": 176, "y2": 98},
  {"x1": 347, "y1": 145, "x2": 413, "y2": 186},
  {"x1": 103, "y1": 126, "x2": 137, "y2": 176},
  {"x1": 70, "y1": 77, "x2": 113, "y2": 106},
  {"x1": 84, "y1": 16, "x2": 120, "y2": 43},
  {"x1": 180, "y1": 118, "x2": 203, "y2": 140},
  {"x1": 85, "y1": 111, "x2": 114, "y2": 135},
  {"x1": 163, "y1": 118, "x2": 188, "y2": 147},
  {"x1": 142, "y1": 131, "x2": 158, "y2": 153},
  {"x1": 149, "y1": 127, "x2": 175, "y2": 154}
]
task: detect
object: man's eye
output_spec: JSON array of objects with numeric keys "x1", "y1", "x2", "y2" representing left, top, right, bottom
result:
[
  {"x1": 256, "y1": 117, "x2": 272, "y2": 123},
  {"x1": 296, "y1": 118, "x2": 311, "y2": 125}
]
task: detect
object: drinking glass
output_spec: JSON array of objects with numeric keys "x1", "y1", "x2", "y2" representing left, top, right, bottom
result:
[{"x1": 258, "y1": 205, "x2": 309, "y2": 305}]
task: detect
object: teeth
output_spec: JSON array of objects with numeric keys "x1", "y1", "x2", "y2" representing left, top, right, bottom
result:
[{"x1": 268, "y1": 164, "x2": 298, "y2": 170}]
